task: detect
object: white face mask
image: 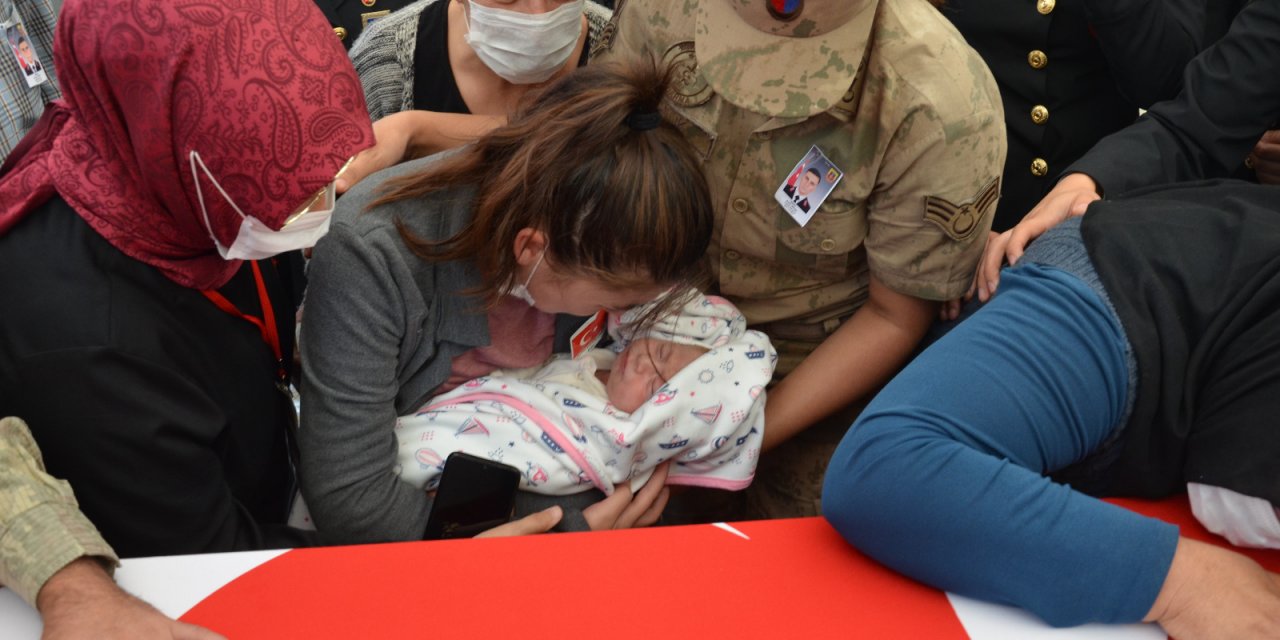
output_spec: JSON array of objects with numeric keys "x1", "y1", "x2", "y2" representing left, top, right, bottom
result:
[
  {"x1": 190, "y1": 150, "x2": 337, "y2": 261},
  {"x1": 508, "y1": 249, "x2": 545, "y2": 306},
  {"x1": 462, "y1": 0, "x2": 583, "y2": 84}
]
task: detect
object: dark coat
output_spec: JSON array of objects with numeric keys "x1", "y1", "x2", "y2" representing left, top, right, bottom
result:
[
  {"x1": 313, "y1": 0, "x2": 418, "y2": 49},
  {"x1": 1068, "y1": 0, "x2": 1279, "y2": 196},
  {"x1": 943, "y1": 0, "x2": 1212, "y2": 229},
  {"x1": 0, "y1": 197, "x2": 312, "y2": 557}
]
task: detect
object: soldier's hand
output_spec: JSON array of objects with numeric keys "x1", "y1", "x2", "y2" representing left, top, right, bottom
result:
[
  {"x1": 1248, "y1": 129, "x2": 1280, "y2": 185},
  {"x1": 583, "y1": 462, "x2": 670, "y2": 531},
  {"x1": 38, "y1": 558, "x2": 225, "y2": 640},
  {"x1": 977, "y1": 172, "x2": 1099, "y2": 301}
]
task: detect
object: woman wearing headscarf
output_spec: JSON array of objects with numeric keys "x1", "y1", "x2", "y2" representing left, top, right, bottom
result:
[{"x1": 0, "y1": 0, "x2": 372, "y2": 569}]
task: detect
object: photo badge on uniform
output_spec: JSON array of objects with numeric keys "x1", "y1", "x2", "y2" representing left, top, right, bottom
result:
[
  {"x1": 3, "y1": 14, "x2": 46, "y2": 89},
  {"x1": 775, "y1": 145, "x2": 843, "y2": 227}
]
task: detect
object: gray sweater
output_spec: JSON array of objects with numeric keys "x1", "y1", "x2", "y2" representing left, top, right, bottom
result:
[
  {"x1": 299, "y1": 156, "x2": 596, "y2": 545},
  {"x1": 350, "y1": 0, "x2": 613, "y2": 120}
]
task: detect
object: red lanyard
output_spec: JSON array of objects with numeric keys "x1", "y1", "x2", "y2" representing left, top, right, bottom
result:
[{"x1": 202, "y1": 260, "x2": 286, "y2": 381}]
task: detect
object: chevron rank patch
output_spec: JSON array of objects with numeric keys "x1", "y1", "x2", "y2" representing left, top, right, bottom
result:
[{"x1": 923, "y1": 178, "x2": 1000, "y2": 241}]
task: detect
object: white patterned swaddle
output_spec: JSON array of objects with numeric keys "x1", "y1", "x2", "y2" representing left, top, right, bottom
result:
[{"x1": 394, "y1": 292, "x2": 777, "y2": 496}]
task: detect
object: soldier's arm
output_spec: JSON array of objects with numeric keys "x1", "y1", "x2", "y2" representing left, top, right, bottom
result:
[
  {"x1": 762, "y1": 275, "x2": 936, "y2": 450},
  {"x1": 763, "y1": 55, "x2": 1005, "y2": 447}
]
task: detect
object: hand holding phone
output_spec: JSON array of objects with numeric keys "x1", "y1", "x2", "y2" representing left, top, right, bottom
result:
[
  {"x1": 423, "y1": 452, "x2": 520, "y2": 540},
  {"x1": 474, "y1": 506, "x2": 564, "y2": 538}
]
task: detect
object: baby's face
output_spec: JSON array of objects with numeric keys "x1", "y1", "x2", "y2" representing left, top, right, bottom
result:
[{"x1": 606, "y1": 338, "x2": 706, "y2": 413}]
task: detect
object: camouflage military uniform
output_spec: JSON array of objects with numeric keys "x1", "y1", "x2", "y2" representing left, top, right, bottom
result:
[
  {"x1": 0, "y1": 417, "x2": 117, "y2": 605},
  {"x1": 594, "y1": 0, "x2": 1005, "y2": 520}
]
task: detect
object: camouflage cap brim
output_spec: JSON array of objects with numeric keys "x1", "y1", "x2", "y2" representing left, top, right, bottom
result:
[{"x1": 695, "y1": 0, "x2": 879, "y2": 118}]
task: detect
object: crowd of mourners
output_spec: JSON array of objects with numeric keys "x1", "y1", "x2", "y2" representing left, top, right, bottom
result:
[{"x1": 0, "y1": 0, "x2": 1277, "y2": 637}]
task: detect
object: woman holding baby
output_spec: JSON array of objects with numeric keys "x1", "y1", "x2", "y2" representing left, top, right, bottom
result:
[{"x1": 298, "y1": 59, "x2": 721, "y2": 543}]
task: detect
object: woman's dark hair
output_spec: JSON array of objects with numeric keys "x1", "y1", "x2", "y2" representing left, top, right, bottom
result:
[{"x1": 374, "y1": 58, "x2": 714, "y2": 316}]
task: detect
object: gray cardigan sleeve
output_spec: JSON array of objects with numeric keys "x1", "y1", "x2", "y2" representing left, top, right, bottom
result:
[
  {"x1": 299, "y1": 218, "x2": 435, "y2": 544},
  {"x1": 349, "y1": 0, "x2": 436, "y2": 120}
]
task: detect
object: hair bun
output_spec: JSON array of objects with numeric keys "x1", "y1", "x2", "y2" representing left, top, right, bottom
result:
[{"x1": 624, "y1": 108, "x2": 662, "y2": 131}]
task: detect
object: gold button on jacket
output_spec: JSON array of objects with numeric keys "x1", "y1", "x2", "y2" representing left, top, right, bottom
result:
[
  {"x1": 1037, "y1": 0, "x2": 1055, "y2": 15},
  {"x1": 1030, "y1": 158, "x2": 1049, "y2": 177},
  {"x1": 333, "y1": 26, "x2": 347, "y2": 40},
  {"x1": 1031, "y1": 105, "x2": 1049, "y2": 124},
  {"x1": 1027, "y1": 50, "x2": 1047, "y2": 69}
]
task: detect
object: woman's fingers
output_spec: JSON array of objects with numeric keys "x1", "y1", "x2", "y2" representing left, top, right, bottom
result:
[
  {"x1": 474, "y1": 506, "x2": 563, "y2": 538},
  {"x1": 335, "y1": 115, "x2": 414, "y2": 194},
  {"x1": 582, "y1": 463, "x2": 672, "y2": 530},
  {"x1": 615, "y1": 463, "x2": 671, "y2": 529},
  {"x1": 977, "y1": 230, "x2": 1012, "y2": 302}
]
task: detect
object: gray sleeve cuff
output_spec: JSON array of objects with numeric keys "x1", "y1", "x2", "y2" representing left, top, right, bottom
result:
[{"x1": 514, "y1": 490, "x2": 601, "y2": 533}]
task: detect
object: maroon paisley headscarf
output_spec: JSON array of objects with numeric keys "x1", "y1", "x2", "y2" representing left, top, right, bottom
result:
[{"x1": 0, "y1": 0, "x2": 373, "y2": 289}]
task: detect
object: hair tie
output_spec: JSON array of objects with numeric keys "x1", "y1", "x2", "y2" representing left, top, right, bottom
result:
[{"x1": 625, "y1": 109, "x2": 662, "y2": 131}]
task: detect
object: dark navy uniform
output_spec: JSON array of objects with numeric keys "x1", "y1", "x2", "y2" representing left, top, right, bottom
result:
[
  {"x1": 314, "y1": 0, "x2": 417, "y2": 49},
  {"x1": 943, "y1": 0, "x2": 1208, "y2": 230},
  {"x1": 1067, "y1": 1, "x2": 1280, "y2": 196}
]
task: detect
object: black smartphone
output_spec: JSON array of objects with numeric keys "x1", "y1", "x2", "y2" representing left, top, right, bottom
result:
[{"x1": 422, "y1": 452, "x2": 520, "y2": 540}]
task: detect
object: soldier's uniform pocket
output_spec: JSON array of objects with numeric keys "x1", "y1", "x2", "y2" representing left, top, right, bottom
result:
[{"x1": 774, "y1": 198, "x2": 867, "y2": 279}]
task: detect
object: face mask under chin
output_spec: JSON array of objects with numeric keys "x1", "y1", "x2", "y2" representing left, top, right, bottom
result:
[{"x1": 190, "y1": 150, "x2": 338, "y2": 261}]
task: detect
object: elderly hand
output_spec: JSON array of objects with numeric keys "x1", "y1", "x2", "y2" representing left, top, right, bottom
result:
[
  {"x1": 1144, "y1": 536, "x2": 1280, "y2": 640},
  {"x1": 38, "y1": 558, "x2": 225, "y2": 640},
  {"x1": 976, "y1": 172, "x2": 1100, "y2": 301},
  {"x1": 1247, "y1": 129, "x2": 1280, "y2": 185},
  {"x1": 583, "y1": 462, "x2": 671, "y2": 531}
]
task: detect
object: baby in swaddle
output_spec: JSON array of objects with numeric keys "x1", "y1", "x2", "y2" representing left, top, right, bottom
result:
[{"x1": 394, "y1": 290, "x2": 777, "y2": 496}]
